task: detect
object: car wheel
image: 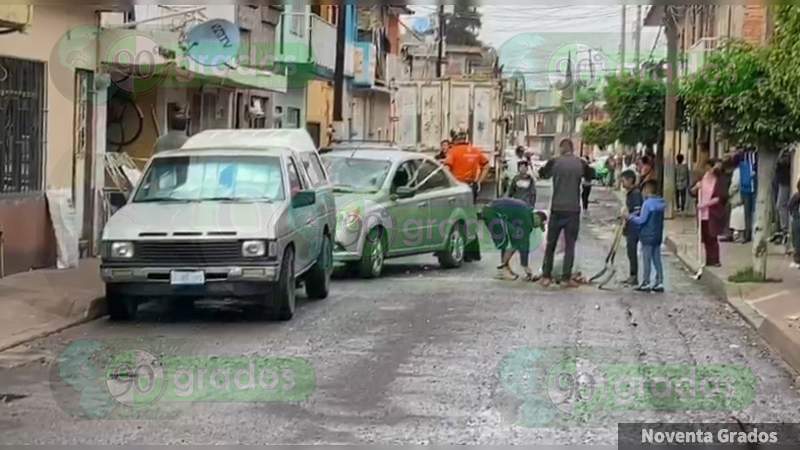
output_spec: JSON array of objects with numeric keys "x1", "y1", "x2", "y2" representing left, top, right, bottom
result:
[
  {"x1": 358, "y1": 228, "x2": 385, "y2": 279},
  {"x1": 106, "y1": 285, "x2": 138, "y2": 321},
  {"x1": 464, "y1": 237, "x2": 482, "y2": 262},
  {"x1": 269, "y1": 247, "x2": 296, "y2": 321},
  {"x1": 438, "y1": 224, "x2": 466, "y2": 269},
  {"x1": 305, "y1": 234, "x2": 333, "y2": 300}
]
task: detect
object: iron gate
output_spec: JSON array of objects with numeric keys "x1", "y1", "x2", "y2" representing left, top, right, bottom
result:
[{"x1": 0, "y1": 56, "x2": 45, "y2": 194}]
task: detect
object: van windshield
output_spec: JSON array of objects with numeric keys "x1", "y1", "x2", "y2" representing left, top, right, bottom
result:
[{"x1": 134, "y1": 155, "x2": 285, "y2": 203}]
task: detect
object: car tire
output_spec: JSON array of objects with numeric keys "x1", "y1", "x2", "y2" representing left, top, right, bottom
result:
[
  {"x1": 437, "y1": 224, "x2": 466, "y2": 269},
  {"x1": 305, "y1": 234, "x2": 333, "y2": 300},
  {"x1": 358, "y1": 227, "x2": 385, "y2": 279},
  {"x1": 106, "y1": 285, "x2": 138, "y2": 321},
  {"x1": 269, "y1": 247, "x2": 296, "y2": 321},
  {"x1": 464, "y1": 237, "x2": 481, "y2": 262}
]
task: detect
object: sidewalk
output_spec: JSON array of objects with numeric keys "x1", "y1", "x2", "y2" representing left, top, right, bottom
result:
[
  {"x1": 0, "y1": 259, "x2": 105, "y2": 352},
  {"x1": 665, "y1": 214, "x2": 800, "y2": 374}
]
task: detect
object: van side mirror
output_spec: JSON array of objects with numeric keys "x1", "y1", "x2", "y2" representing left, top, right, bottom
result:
[
  {"x1": 292, "y1": 190, "x2": 316, "y2": 208},
  {"x1": 395, "y1": 186, "x2": 416, "y2": 199}
]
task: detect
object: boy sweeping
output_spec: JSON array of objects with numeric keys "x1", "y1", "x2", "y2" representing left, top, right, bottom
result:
[{"x1": 627, "y1": 180, "x2": 666, "y2": 293}]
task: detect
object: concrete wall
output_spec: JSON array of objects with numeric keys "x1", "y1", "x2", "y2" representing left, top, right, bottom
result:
[
  {"x1": 0, "y1": 6, "x2": 98, "y2": 274},
  {"x1": 306, "y1": 79, "x2": 334, "y2": 146},
  {"x1": 1, "y1": 5, "x2": 97, "y2": 190}
]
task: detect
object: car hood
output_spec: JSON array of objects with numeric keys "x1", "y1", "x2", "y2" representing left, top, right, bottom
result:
[
  {"x1": 334, "y1": 192, "x2": 383, "y2": 213},
  {"x1": 102, "y1": 201, "x2": 286, "y2": 240}
]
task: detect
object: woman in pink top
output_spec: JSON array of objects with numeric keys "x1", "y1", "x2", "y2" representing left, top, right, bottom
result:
[{"x1": 691, "y1": 159, "x2": 727, "y2": 266}]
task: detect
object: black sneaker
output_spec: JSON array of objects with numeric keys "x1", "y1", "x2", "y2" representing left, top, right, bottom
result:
[
  {"x1": 623, "y1": 276, "x2": 638, "y2": 286},
  {"x1": 634, "y1": 284, "x2": 652, "y2": 293},
  {"x1": 651, "y1": 284, "x2": 665, "y2": 293}
]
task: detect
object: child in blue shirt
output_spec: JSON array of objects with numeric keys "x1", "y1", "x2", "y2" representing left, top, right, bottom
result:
[{"x1": 628, "y1": 180, "x2": 667, "y2": 293}]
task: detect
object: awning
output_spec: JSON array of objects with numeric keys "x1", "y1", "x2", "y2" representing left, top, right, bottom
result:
[
  {"x1": 171, "y1": 59, "x2": 288, "y2": 93},
  {"x1": 99, "y1": 28, "x2": 287, "y2": 93}
]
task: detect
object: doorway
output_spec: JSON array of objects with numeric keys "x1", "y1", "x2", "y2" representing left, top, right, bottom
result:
[{"x1": 73, "y1": 69, "x2": 95, "y2": 256}]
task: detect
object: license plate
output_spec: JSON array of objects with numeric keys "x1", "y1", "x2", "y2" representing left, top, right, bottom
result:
[{"x1": 170, "y1": 270, "x2": 205, "y2": 285}]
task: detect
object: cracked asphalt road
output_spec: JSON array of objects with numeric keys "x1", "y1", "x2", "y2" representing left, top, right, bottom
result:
[{"x1": 1, "y1": 186, "x2": 799, "y2": 445}]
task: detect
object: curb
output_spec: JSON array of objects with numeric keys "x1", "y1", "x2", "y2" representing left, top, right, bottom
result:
[
  {"x1": 613, "y1": 191, "x2": 799, "y2": 373},
  {"x1": 0, "y1": 296, "x2": 107, "y2": 353},
  {"x1": 664, "y1": 236, "x2": 800, "y2": 374},
  {"x1": 665, "y1": 236, "x2": 765, "y2": 330}
]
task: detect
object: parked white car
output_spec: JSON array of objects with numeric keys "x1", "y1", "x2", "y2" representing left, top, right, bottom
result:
[{"x1": 100, "y1": 129, "x2": 336, "y2": 321}]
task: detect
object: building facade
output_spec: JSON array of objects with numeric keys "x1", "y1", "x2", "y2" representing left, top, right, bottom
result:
[{"x1": 0, "y1": 6, "x2": 100, "y2": 275}]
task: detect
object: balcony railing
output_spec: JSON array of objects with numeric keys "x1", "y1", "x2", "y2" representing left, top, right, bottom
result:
[
  {"x1": 687, "y1": 37, "x2": 719, "y2": 74},
  {"x1": 277, "y1": 12, "x2": 336, "y2": 73}
]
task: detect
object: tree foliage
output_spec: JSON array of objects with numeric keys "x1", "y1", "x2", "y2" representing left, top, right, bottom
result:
[
  {"x1": 581, "y1": 121, "x2": 616, "y2": 150},
  {"x1": 603, "y1": 74, "x2": 665, "y2": 147},
  {"x1": 446, "y1": 3, "x2": 482, "y2": 46},
  {"x1": 769, "y1": 5, "x2": 800, "y2": 119},
  {"x1": 679, "y1": 40, "x2": 800, "y2": 150}
]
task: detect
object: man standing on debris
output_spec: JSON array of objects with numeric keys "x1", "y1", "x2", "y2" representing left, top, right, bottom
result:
[
  {"x1": 154, "y1": 106, "x2": 189, "y2": 153},
  {"x1": 444, "y1": 130, "x2": 489, "y2": 202},
  {"x1": 537, "y1": 138, "x2": 595, "y2": 288}
]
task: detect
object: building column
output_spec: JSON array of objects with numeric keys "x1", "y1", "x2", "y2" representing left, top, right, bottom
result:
[{"x1": 662, "y1": 14, "x2": 679, "y2": 219}]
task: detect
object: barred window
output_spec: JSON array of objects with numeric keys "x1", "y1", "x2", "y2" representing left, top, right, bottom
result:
[{"x1": 0, "y1": 57, "x2": 45, "y2": 194}]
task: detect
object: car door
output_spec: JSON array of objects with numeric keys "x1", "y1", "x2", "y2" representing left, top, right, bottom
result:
[
  {"x1": 286, "y1": 156, "x2": 315, "y2": 272},
  {"x1": 386, "y1": 159, "x2": 429, "y2": 254},
  {"x1": 299, "y1": 151, "x2": 334, "y2": 252},
  {"x1": 414, "y1": 159, "x2": 456, "y2": 248}
]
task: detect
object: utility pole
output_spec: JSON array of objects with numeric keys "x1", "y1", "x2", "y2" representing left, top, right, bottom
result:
[
  {"x1": 436, "y1": 5, "x2": 445, "y2": 78},
  {"x1": 333, "y1": 4, "x2": 347, "y2": 122},
  {"x1": 619, "y1": 5, "x2": 627, "y2": 75},
  {"x1": 634, "y1": 5, "x2": 642, "y2": 76},
  {"x1": 567, "y1": 52, "x2": 577, "y2": 140}
]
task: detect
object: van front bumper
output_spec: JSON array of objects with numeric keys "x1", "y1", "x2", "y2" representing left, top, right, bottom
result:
[{"x1": 100, "y1": 265, "x2": 280, "y2": 297}]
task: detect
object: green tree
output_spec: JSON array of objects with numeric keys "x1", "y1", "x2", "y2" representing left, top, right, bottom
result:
[
  {"x1": 680, "y1": 40, "x2": 800, "y2": 280},
  {"x1": 581, "y1": 121, "x2": 616, "y2": 150},
  {"x1": 769, "y1": 5, "x2": 800, "y2": 118},
  {"x1": 603, "y1": 74, "x2": 665, "y2": 147},
  {"x1": 446, "y1": 3, "x2": 482, "y2": 46}
]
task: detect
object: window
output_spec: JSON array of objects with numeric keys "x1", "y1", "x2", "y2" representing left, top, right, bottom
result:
[
  {"x1": 289, "y1": 11, "x2": 304, "y2": 37},
  {"x1": 0, "y1": 57, "x2": 45, "y2": 195},
  {"x1": 323, "y1": 156, "x2": 391, "y2": 193},
  {"x1": 300, "y1": 153, "x2": 328, "y2": 188},
  {"x1": 286, "y1": 157, "x2": 303, "y2": 196},
  {"x1": 414, "y1": 160, "x2": 450, "y2": 192},
  {"x1": 287, "y1": 107, "x2": 301, "y2": 128},
  {"x1": 391, "y1": 160, "x2": 418, "y2": 192},
  {"x1": 133, "y1": 155, "x2": 285, "y2": 203},
  {"x1": 238, "y1": 28, "x2": 252, "y2": 66}
]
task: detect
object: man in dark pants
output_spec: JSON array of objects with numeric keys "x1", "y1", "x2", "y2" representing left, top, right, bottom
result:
[
  {"x1": 538, "y1": 139, "x2": 595, "y2": 288},
  {"x1": 620, "y1": 170, "x2": 643, "y2": 286},
  {"x1": 738, "y1": 148, "x2": 757, "y2": 243}
]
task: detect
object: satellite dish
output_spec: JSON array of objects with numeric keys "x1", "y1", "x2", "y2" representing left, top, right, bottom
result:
[
  {"x1": 411, "y1": 17, "x2": 432, "y2": 34},
  {"x1": 185, "y1": 19, "x2": 241, "y2": 67}
]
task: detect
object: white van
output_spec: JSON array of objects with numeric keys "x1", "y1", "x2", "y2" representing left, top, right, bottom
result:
[{"x1": 100, "y1": 129, "x2": 336, "y2": 321}]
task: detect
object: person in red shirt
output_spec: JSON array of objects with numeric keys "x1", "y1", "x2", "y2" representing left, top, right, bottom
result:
[{"x1": 444, "y1": 131, "x2": 489, "y2": 202}]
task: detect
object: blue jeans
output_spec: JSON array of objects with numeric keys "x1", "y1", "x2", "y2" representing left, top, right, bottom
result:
[{"x1": 641, "y1": 244, "x2": 663, "y2": 286}]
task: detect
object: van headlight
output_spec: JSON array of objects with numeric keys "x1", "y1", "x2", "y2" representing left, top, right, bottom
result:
[
  {"x1": 107, "y1": 241, "x2": 134, "y2": 259},
  {"x1": 242, "y1": 240, "x2": 274, "y2": 258}
]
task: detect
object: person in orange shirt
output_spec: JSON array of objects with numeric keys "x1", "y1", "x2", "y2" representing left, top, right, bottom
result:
[{"x1": 444, "y1": 131, "x2": 490, "y2": 202}]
